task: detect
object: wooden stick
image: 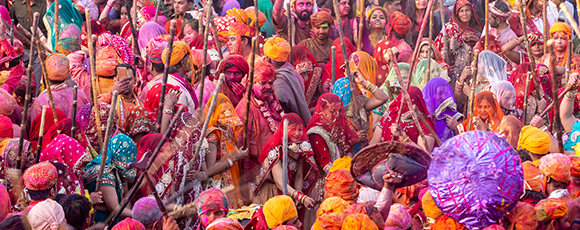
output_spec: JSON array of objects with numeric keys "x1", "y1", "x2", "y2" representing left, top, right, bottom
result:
[
  {"x1": 406, "y1": 0, "x2": 435, "y2": 79},
  {"x1": 519, "y1": 3, "x2": 542, "y2": 99},
  {"x1": 193, "y1": 74, "x2": 226, "y2": 165},
  {"x1": 282, "y1": 118, "x2": 289, "y2": 195},
  {"x1": 548, "y1": 39, "x2": 564, "y2": 152},
  {"x1": 157, "y1": 20, "x2": 177, "y2": 132},
  {"x1": 566, "y1": 40, "x2": 572, "y2": 86},
  {"x1": 125, "y1": 0, "x2": 141, "y2": 63},
  {"x1": 36, "y1": 39, "x2": 58, "y2": 124},
  {"x1": 71, "y1": 85, "x2": 78, "y2": 136},
  {"x1": 356, "y1": 0, "x2": 364, "y2": 51},
  {"x1": 484, "y1": 0, "x2": 489, "y2": 50},
  {"x1": 242, "y1": 35, "x2": 258, "y2": 148},
  {"x1": 438, "y1": 0, "x2": 448, "y2": 63},
  {"x1": 197, "y1": 0, "x2": 213, "y2": 114},
  {"x1": 331, "y1": 46, "x2": 336, "y2": 84},
  {"x1": 287, "y1": 2, "x2": 293, "y2": 63},
  {"x1": 210, "y1": 18, "x2": 223, "y2": 60},
  {"x1": 561, "y1": 4, "x2": 580, "y2": 37},
  {"x1": 539, "y1": 87, "x2": 571, "y2": 117},
  {"x1": 85, "y1": 9, "x2": 103, "y2": 146},
  {"x1": 53, "y1": 0, "x2": 59, "y2": 44},
  {"x1": 543, "y1": 0, "x2": 548, "y2": 54},
  {"x1": 95, "y1": 91, "x2": 119, "y2": 191},
  {"x1": 154, "y1": 0, "x2": 161, "y2": 22},
  {"x1": 427, "y1": 4, "x2": 434, "y2": 81},
  {"x1": 35, "y1": 106, "x2": 47, "y2": 163},
  {"x1": 522, "y1": 72, "x2": 531, "y2": 124},
  {"x1": 17, "y1": 12, "x2": 39, "y2": 170},
  {"x1": 16, "y1": 24, "x2": 52, "y2": 53},
  {"x1": 466, "y1": 50, "x2": 480, "y2": 131},
  {"x1": 10, "y1": 19, "x2": 14, "y2": 46},
  {"x1": 25, "y1": 0, "x2": 34, "y2": 27}
]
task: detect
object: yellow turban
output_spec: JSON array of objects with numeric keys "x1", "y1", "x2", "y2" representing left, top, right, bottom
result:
[
  {"x1": 341, "y1": 213, "x2": 379, "y2": 230},
  {"x1": 263, "y1": 195, "x2": 298, "y2": 228},
  {"x1": 264, "y1": 37, "x2": 291, "y2": 62},
  {"x1": 518, "y1": 126, "x2": 550, "y2": 155},
  {"x1": 329, "y1": 157, "x2": 352, "y2": 173},
  {"x1": 421, "y1": 191, "x2": 443, "y2": 219},
  {"x1": 226, "y1": 8, "x2": 249, "y2": 25},
  {"x1": 45, "y1": 53, "x2": 70, "y2": 81},
  {"x1": 312, "y1": 212, "x2": 346, "y2": 230},
  {"x1": 550, "y1": 22, "x2": 572, "y2": 39},
  {"x1": 162, "y1": 41, "x2": 190, "y2": 67},
  {"x1": 317, "y1": 197, "x2": 349, "y2": 217},
  {"x1": 245, "y1": 7, "x2": 266, "y2": 27}
]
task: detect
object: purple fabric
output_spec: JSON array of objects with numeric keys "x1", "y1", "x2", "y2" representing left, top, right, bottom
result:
[
  {"x1": 138, "y1": 22, "x2": 167, "y2": 51},
  {"x1": 422, "y1": 77, "x2": 462, "y2": 142},
  {"x1": 76, "y1": 103, "x2": 92, "y2": 131},
  {"x1": 428, "y1": 130, "x2": 523, "y2": 229},
  {"x1": 154, "y1": 16, "x2": 168, "y2": 27},
  {"x1": 220, "y1": 0, "x2": 240, "y2": 16}
]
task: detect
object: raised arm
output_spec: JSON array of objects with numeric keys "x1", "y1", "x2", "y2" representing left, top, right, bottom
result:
[
  {"x1": 273, "y1": 0, "x2": 285, "y2": 26},
  {"x1": 561, "y1": 72, "x2": 580, "y2": 132}
]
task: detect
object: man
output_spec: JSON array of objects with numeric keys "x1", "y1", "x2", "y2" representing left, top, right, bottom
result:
[
  {"x1": 146, "y1": 46, "x2": 165, "y2": 80},
  {"x1": 133, "y1": 197, "x2": 163, "y2": 230},
  {"x1": 236, "y1": 61, "x2": 284, "y2": 182},
  {"x1": 227, "y1": 22, "x2": 256, "y2": 58},
  {"x1": 172, "y1": 0, "x2": 194, "y2": 21},
  {"x1": 298, "y1": 11, "x2": 333, "y2": 68},
  {"x1": 538, "y1": 153, "x2": 572, "y2": 198},
  {"x1": 58, "y1": 194, "x2": 92, "y2": 230},
  {"x1": 217, "y1": 54, "x2": 250, "y2": 107},
  {"x1": 382, "y1": 0, "x2": 402, "y2": 16},
  {"x1": 387, "y1": 12, "x2": 413, "y2": 63},
  {"x1": 539, "y1": 22, "x2": 580, "y2": 79},
  {"x1": 21, "y1": 162, "x2": 58, "y2": 213},
  {"x1": 265, "y1": 37, "x2": 311, "y2": 124},
  {"x1": 517, "y1": 126, "x2": 555, "y2": 165},
  {"x1": 30, "y1": 53, "x2": 90, "y2": 120},
  {"x1": 273, "y1": 0, "x2": 314, "y2": 45},
  {"x1": 485, "y1": 0, "x2": 517, "y2": 46}
]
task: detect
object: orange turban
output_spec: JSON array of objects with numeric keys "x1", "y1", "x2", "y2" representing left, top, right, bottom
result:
[
  {"x1": 245, "y1": 7, "x2": 266, "y2": 27},
  {"x1": 569, "y1": 155, "x2": 580, "y2": 178},
  {"x1": 263, "y1": 195, "x2": 297, "y2": 229},
  {"x1": 538, "y1": 153, "x2": 572, "y2": 184},
  {"x1": 522, "y1": 161, "x2": 543, "y2": 192},
  {"x1": 388, "y1": 11, "x2": 412, "y2": 36},
  {"x1": 345, "y1": 203, "x2": 385, "y2": 229},
  {"x1": 96, "y1": 46, "x2": 122, "y2": 77},
  {"x1": 329, "y1": 157, "x2": 352, "y2": 173},
  {"x1": 253, "y1": 61, "x2": 277, "y2": 83},
  {"x1": 162, "y1": 41, "x2": 190, "y2": 67},
  {"x1": 45, "y1": 53, "x2": 69, "y2": 81},
  {"x1": 422, "y1": 191, "x2": 443, "y2": 219},
  {"x1": 310, "y1": 11, "x2": 333, "y2": 28},
  {"x1": 535, "y1": 198, "x2": 568, "y2": 221},
  {"x1": 324, "y1": 169, "x2": 359, "y2": 203},
  {"x1": 312, "y1": 212, "x2": 346, "y2": 230},
  {"x1": 518, "y1": 126, "x2": 550, "y2": 155},
  {"x1": 226, "y1": 8, "x2": 249, "y2": 25},
  {"x1": 165, "y1": 19, "x2": 183, "y2": 38},
  {"x1": 341, "y1": 213, "x2": 378, "y2": 230},
  {"x1": 228, "y1": 22, "x2": 256, "y2": 38},
  {"x1": 431, "y1": 215, "x2": 467, "y2": 230},
  {"x1": 317, "y1": 197, "x2": 349, "y2": 217},
  {"x1": 189, "y1": 49, "x2": 211, "y2": 70},
  {"x1": 507, "y1": 202, "x2": 538, "y2": 230},
  {"x1": 264, "y1": 37, "x2": 291, "y2": 62},
  {"x1": 550, "y1": 22, "x2": 572, "y2": 39}
]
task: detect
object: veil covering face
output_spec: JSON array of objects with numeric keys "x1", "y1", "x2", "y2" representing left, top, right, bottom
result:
[{"x1": 477, "y1": 50, "x2": 508, "y2": 85}]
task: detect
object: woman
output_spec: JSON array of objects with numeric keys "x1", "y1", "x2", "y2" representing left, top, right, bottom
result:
[
  {"x1": 321, "y1": 38, "x2": 355, "y2": 93},
  {"x1": 404, "y1": 0, "x2": 450, "y2": 50},
  {"x1": 122, "y1": 105, "x2": 155, "y2": 143},
  {"x1": 498, "y1": 115, "x2": 524, "y2": 148},
  {"x1": 83, "y1": 134, "x2": 137, "y2": 222},
  {"x1": 334, "y1": 0, "x2": 357, "y2": 45},
  {"x1": 456, "y1": 50, "x2": 508, "y2": 98},
  {"x1": 0, "y1": 129, "x2": 35, "y2": 212},
  {"x1": 370, "y1": 86, "x2": 436, "y2": 152},
  {"x1": 252, "y1": 113, "x2": 317, "y2": 208},
  {"x1": 193, "y1": 188, "x2": 230, "y2": 229},
  {"x1": 367, "y1": 7, "x2": 388, "y2": 52},
  {"x1": 43, "y1": 0, "x2": 84, "y2": 50},
  {"x1": 292, "y1": 45, "x2": 323, "y2": 109},
  {"x1": 434, "y1": 0, "x2": 483, "y2": 82},
  {"x1": 422, "y1": 78, "x2": 463, "y2": 142},
  {"x1": 76, "y1": 103, "x2": 119, "y2": 155},
  {"x1": 41, "y1": 118, "x2": 96, "y2": 157},
  {"x1": 138, "y1": 22, "x2": 167, "y2": 58},
  {"x1": 412, "y1": 58, "x2": 448, "y2": 88},
  {"x1": 459, "y1": 91, "x2": 504, "y2": 132},
  {"x1": 490, "y1": 81, "x2": 522, "y2": 120},
  {"x1": 509, "y1": 63, "x2": 549, "y2": 125},
  {"x1": 414, "y1": 38, "x2": 449, "y2": 75},
  {"x1": 182, "y1": 21, "x2": 199, "y2": 46}
]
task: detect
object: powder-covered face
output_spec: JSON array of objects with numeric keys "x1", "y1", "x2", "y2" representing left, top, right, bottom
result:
[
  {"x1": 369, "y1": 10, "x2": 387, "y2": 29},
  {"x1": 288, "y1": 123, "x2": 305, "y2": 143},
  {"x1": 200, "y1": 209, "x2": 226, "y2": 227},
  {"x1": 182, "y1": 25, "x2": 198, "y2": 45},
  {"x1": 553, "y1": 32, "x2": 569, "y2": 52},
  {"x1": 252, "y1": 79, "x2": 275, "y2": 101},
  {"x1": 294, "y1": 0, "x2": 313, "y2": 21}
]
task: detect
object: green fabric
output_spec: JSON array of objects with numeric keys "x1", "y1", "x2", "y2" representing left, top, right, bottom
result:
[
  {"x1": 258, "y1": 0, "x2": 276, "y2": 37},
  {"x1": 44, "y1": 0, "x2": 84, "y2": 50},
  {"x1": 412, "y1": 58, "x2": 444, "y2": 89},
  {"x1": 386, "y1": 63, "x2": 418, "y2": 89}
]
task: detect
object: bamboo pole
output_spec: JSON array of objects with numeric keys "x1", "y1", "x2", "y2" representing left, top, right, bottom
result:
[
  {"x1": 356, "y1": 0, "x2": 364, "y2": 51},
  {"x1": 154, "y1": 0, "x2": 161, "y2": 22},
  {"x1": 543, "y1": 0, "x2": 548, "y2": 54},
  {"x1": 407, "y1": 0, "x2": 435, "y2": 78},
  {"x1": 484, "y1": 0, "x2": 489, "y2": 50},
  {"x1": 282, "y1": 118, "x2": 289, "y2": 195},
  {"x1": 95, "y1": 91, "x2": 119, "y2": 191},
  {"x1": 331, "y1": 46, "x2": 336, "y2": 84},
  {"x1": 71, "y1": 85, "x2": 78, "y2": 136},
  {"x1": 157, "y1": 20, "x2": 177, "y2": 132},
  {"x1": 193, "y1": 74, "x2": 226, "y2": 165},
  {"x1": 438, "y1": 0, "x2": 448, "y2": 63},
  {"x1": 36, "y1": 39, "x2": 58, "y2": 124},
  {"x1": 35, "y1": 106, "x2": 47, "y2": 163},
  {"x1": 427, "y1": 3, "x2": 434, "y2": 81},
  {"x1": 522, "y1": 72, "x2": 531, "y2": 124},
  {"x1": 566, "y1": 40, "x2": 572, "y2": 86},
  {"x1": 519, "y1": 3, "x2": 542, "y2": 99},
  {"x1": 197, "y1": 0, "x2": 213, "y2": 114},
  {"x1": 53, "y1": 0, "x2": 59, "y2": 44},
  {"x1": 243, "y1": 36, "x2": 259, "y2": 148},
  {"x1": 548, "y1": 39, "x2": 564, "y2": 152},
  {"x1": 85, "y1": 9, "x2": 103, "y2": 146},
  {"x1": 466, "y1": 51, "x2": 480, "y2": 131},
  {"x1": 287, "y1": 2, "x2": 293, "y2": 63}
]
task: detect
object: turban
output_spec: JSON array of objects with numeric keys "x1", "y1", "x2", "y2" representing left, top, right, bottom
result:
[
  {"x1": 56, "y1": 37, "x2": 81, "y2": 56},
  {"x1": 226, "y1": 8, "x2": 250, "y2": 25},
  {"x1": 345, "y1": 203, "x2": 384, "y2": 229},
  {"x1": 228, "y1": 22, "x2": 256, "y2": 38},
  {"x1": 263, "y1": 195, "x2": 298, "y2": 228},
  {"x1": 23, "y1": 162, "x2": 58, "y2": 191},
  {"x1": 312, "y1": 212, "x2": 346, "y2": 230},
  {"x1": 162, "y1": 41, "x2": 190, "y2": 67},
  {"x1": 217, "y1": 55, "x2": 250, "y2": 76},
  {"x1": 28, "y1": 199, "x2": 65, "y2": 230},
  {"x1": 45, "y1": 53, "x2": 70, "y2": 81},
  {"x1": 253, "y1": 61, "x2": 277, "y2": 83},
  {"x1": 518, "y1": 126, "x2": 550, "y2": 155},
  {"x1": 388, "y1": 11, "x2": 412, "y2": 36},
  {"x1": 96, "y1": 46, "x2": 123, "y2": 77},
  {"x1": 147, "y1": 46, "x2": 164, "y2": 64},
  {"x1": 317, "y1": 197, "x2": 349, "y2": 217},
  {"x1": 245, "y1": 7, "x2": 267, "y2": 27},
  {"x1": 0, "y1": 115, "x2": 12, "y2": 138},
  {"x1": 522, "y1": 161, "x2": 543, "y2": 192},
  {"x1": 341, "y1": 213, "x2": 378, "y2": 230},
  {"x1": 112, "y1": 218, "x2": 146, "y2": 230},
  {"x1": 421, "y1": 190, "x2": 443, "y2": 219},
  {"x1": 0, "y1": 88, "x2": 15, "y2": 116},
  {"x1": 190, "y1": 49, "x2": 212, "y2": 70},
  {"x1": 207, "y1": 218, "x2": 243, "y2": 230},
  {"x1": 550, "y1": 22, "x2": 572, "y2": 39},
  {"x1": 164, "y1": 19, "x2": 183, "y2": 38},
  {"x1": 310, "y1": 11, "x2": 333, "y2": 28},
  {"x1": 483, "y1": 225, "x2": 505, "y2": 230},
  {"x1": 507, "y1": 202, "x2": 538, "y2": 230},
  {"x1": 194, "y1": 188, "x2": 229, "y2": 215},
  {"x1": 539, "y1": 153, "x2": 572, "y2": 184},
  {"x1": 489, "y1": 2, "x2": 511, "y2": 20},
  {"x1": 264, "y1": 37, "x2": 291, "y2": 62},
  {"x1": 431, "y1": 215, "x2": 467, "y2": 230},
  {"x1": 357, "y1": 187, "x2": 380, "y2": 203},
  {"x1": 535, "y1": 198, "x2": 568, "y2": 221},
  {"x1": 324, "y1": 169, "x2": 359, "y2": 203},
  {"x1": 383, "y1": 203, "x2": 411, "y2": 230},
  {"x1": 329, "y1": 157, "x2": 352, "y2": 173},
  {"x1": 570, "y1": 156, "x2": 580, "y2": 178}
]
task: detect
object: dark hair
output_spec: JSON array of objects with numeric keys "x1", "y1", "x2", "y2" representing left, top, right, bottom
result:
[
  {"x1": 58, "y1": 194, "x2": 92, "y2": 230},
  {"x1": 494, "y1": 0, "x2": 509, "y2": 13},
  {"x1": 403, "y1": 0, "x2": 437, "y2": 39},
  {"x1": 330, "y1": 0, "x2": 356, "y2": 19},
  {"x1": 115, "y1": 63, "x2": 136, "y2": 77},
  {"x1": 185, "y1": 19, "x2": 199, "y2": 32},
  {"x1": 0, "y1": 215, "x2": 31, "y2": 230},
  {"x1": 168, "y1": 55, "x2": 189, "y2": 73},
  {"x1": 241, "y1": 36, "x2": 251, "y2": 46},
  {"x1": 548, "y1": 178, "x2": 570, "y2": 188},
  {"x1": 516, "y1": 149, "x2": 532, "y2": 162},
  {"x1": 28, "y1": 185, "x2": 55, "y2": 201},
  {"x1": 521, "y1": 190, "x2": 546, "y2": 202},
  {"x1": 271, "y1": 59, "x2": 286, "y2": 67}
]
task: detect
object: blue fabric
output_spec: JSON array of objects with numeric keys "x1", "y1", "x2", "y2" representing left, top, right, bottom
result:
[
  {"x1": 332, "y1": 76, "x2": 352, "y2": 107},
  {"x1": 44, "y1": 0, "x2": 84, "y2": 50}
]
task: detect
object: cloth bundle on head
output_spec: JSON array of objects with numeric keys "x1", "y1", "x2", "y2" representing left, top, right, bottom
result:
[
  {"x1": 422, "y1": 191, "x2": 443, "y2": 219},
  {"x1": 550, "y1": 22, "x2": 572, "y2": 39},
  {"x1": 112, "y1": 218, "x2": 146, "y2": 230},
  {"x1": 264, "y1": 37, "x2": 291, "y2": 63},
  {"x1": 162, "y1": 41, "x2": 190, "y2": 67},
  {"x1": 96, "y1": 46, "x2": 123, "y2": 77},
  {"x1": 570, "y1": 156, "x2": 580, "y2": 178},
  {"x1": 45, "y1": 53, "x2": 69, "y2": 81},
  {"x1": 522, "y1": 161, "x2": 543, "y2": 192},
  {"x1": 518, "y1": 126, "x2": 550, "y2": 155},
  {"x1": 263, "y1": 195, "x2": 298, "y2": 228},
  {"x1": 507, "y1": 202, "x2": 538, "y2": 230},
  {"x1": 194, "y1": 188, "x2": 229, "y2": 215},
  {"x1": 477, "y1": 51, "x2": 508, "y2": 85},
  {"x1": 0, "y1": 115, "x2": 12, "y2": 139},
  {"x1": 489, "y1": 2, "x2": 510, "y2": 20},
  {"x1": 206, "y1": 218, "x2": 244, "y2": 230},
  {"x1": 23, "y1": 162, "x2": 58, "y2": 191},
  {"x1": 164, "y1": 19, "x2": 183, "y2": 38},
  {"x1": 226, "y1": 8, "x2": 250, "y2": 25},
  {"x1": 431, "y1": 215, "x2": 467, "y2": 230},
  {"x1": 56, "y1": 37, "x2": 81, "y2": 55},
  {"x1": 535, "y1": 198, "x2": 568, "y2": 221},
  {"x1": 97, "y1": 33, "x2": 134, "y2": 65},
  {"x1": 27, "y1": 199, "x2": 65, "y2": 230},
  {"x1": 0, "y1": 89, "x2": 15, "y2": 116},
  {"x1": 324, "y1": 169, "x2": 359, "y2": 203},
  {"x1": 313, "y1": 212, "x2": 346, "y2": 230},
  {"x1": 317, "y1": 197, "x2": 350, "y2": 217},
  {"x1": 538, "y1": 153, "x2": 571, "y2": 184},
  {"x1": 346, "y1": 202, "x2": 385, "y2": 229},
  {"x1": 245, "y1": 7, "x2": 266, "y2": 27},
  {"x1": 383, "y1": 203, "x2": 411, "y2": 230},
  {"x1": 388, "y1": 11, "x2": 412, "y2": 36},
  {"x1": 357, "y1": 187, "x2": 380, "y2": 204},
  {"x1": 310, "y1": 11, "x2": 333, "y2": 28},
  {"x1": 341, "y1": 213, "x2": 378, "y2": 230},
  {"x1": 329, "y1": 157, "x2": 352, "y2": 173},
  {"x1": 228, "y1": 22, "x2": 256, "y2": 37}
]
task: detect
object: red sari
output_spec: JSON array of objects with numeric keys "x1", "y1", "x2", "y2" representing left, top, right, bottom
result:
[
  {"x1": 292, "y1": 45, "x2": 323, "y2": 109},
  {"x1": 29, "y1": 108, "x2": 67, "y2": 153},
  {"x1": 41, "y1": 118, "x2": 95, "y2": 157},
  {"x1": 321, "y1": 38, "x2": 356, "y2": 89}
]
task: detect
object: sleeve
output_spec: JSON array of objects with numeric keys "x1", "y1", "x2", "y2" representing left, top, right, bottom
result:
[
  {"x1": 309, "y1": 134, "x2": 332, "y2": 174},
  {"x1": 272, "y1": 12, "x2": 288, "y2": 41},
  {"x1": 0, "y1": 64, "x2": 25, "y2": 94},
  {"x1": 67, "y1": 51, "x2": 92, "y2": 97},
  {"x1": 99, "y1": 17, "x2": 124, "y2": 34}
]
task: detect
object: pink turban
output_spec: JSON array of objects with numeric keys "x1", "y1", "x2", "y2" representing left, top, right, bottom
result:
[{"x1": 46, "y1": 53, "x2": 70, "y2": 81}]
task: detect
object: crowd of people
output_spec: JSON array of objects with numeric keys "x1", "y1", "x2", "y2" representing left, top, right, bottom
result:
[{"x1": 2, "y1": 0, "x2": 580, "y2": 228}]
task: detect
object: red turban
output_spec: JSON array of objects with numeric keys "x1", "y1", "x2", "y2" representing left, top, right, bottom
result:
[
  {"x1": 310, "y1": 11, "x2": 333, "y2": 28},
  {"x1": 324, "y1": 169, "x2": 359, "y2": 203},
  {"x1": 253, "y1": 61, "x2": 277, "y2": 83},
  {"x1": 388, "y1": 11, "x2": 412, "y2": 36}
]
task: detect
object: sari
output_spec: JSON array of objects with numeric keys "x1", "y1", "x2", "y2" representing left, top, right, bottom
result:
[
  {"x1": 252, "y1": 113, "x2": 318, "y2": 204},
  {"x1": 0, "y1": 138, "x2": 34, "y2": 212},
  {"x1": 461, "y1": 91, "x2": 504, "y2": 132},
  {"x1": 379, "y1": 86, "x2": 435, "y2": 144},
  {"x1": 45, "y1": 118, "x2": 94, "y2": 157},
  {"x1": 29, "y1": 108, "x2": 67, "y2": 153},
  {"x1": 490, "y1": 81, "x2": 522, "y2": 120},
  {"x1": 477, "y1": 50, "x2": 508, "y2": 91},
  {"x1": 422, "y1": 78, "x2": 463, "y2": 142},
  {"x1": 138, "y1": 22, "x2": 167, "y2": 57},
  {"x1": 203, "y1": 94, "x2": 244, "y2": 209},
  {"x1": 217, "y1": 55, "x2": 249, "y2": 107},
  {"x1": 121, "y1": 106, "x2": 155, "y2": 141},
  {"x1": 76, "y1": 103, "x2": 119, "y2": 155},
  {"x1": 292, "y1": 45, "x2": 323, "y2": 108},
  {"x1": 321, "y1": 38, "x2": 356, "y2": 88},
  {"x1": 412, "y1": 58, "x2": 448, "y2": 88},
  {"x1": 415, "y1": 38, "x2": 448, "y2": 69},
  {"x1": 498, "y1": 115, "x2": 524, "y2": 148},
  {"x1": 47, "y1": 160, "x2": 83, "y2": 196},
  {"x1": 509, "y1": 63, "x2": 552, "y2": 124},
  {"x1": 40, "y1": 134, "x2": 92, "y2": 195},
  {"x1": 43, "y1": 0, "x2": 84, "y2": 50},
  {"x1": 0, "y1": 184, "x2": 9, "y2": 222}
]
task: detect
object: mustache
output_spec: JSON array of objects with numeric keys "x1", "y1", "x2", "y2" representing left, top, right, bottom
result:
[{"x1": 262, "y1": 89, "x2": 273, "y2": 93}]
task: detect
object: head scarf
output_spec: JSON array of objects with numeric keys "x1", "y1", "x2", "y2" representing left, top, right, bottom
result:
[
  {"x1": 144, "y1": 83, "x2": 181, "y2": 116},
  {"x1": 388, "y1": 11, "x2": 412, "y2": 36},
  {"x1": 138, "y1": 6, "x2": 157, "y2": 24},
  {"x1": 79, "y1": 103, "x2": 119, "y2": 155},
  {"x1": 220, "y1": 0, "x2": 240, "y2": 16},
  {"x1": 0, "y1": 88, "x2": 16, "y2": 116},
  {"x1": 422, "y1": 77, "x2": 462, "y2": 142},
  {"x1": 228, "y1": 21, "x2": 256, "y2": 38},
  {"x1": 507, "y1": 202, "x2": 538, "y2": 230},
  {"x1": 322, "y1": 38, "x2": 356, "y2": 84},
  {"x1": 550, "y1": 22, "x2": 572, "y2": 39},
  {"x1": 522, "y1": 161, "x2": 543, "y2": 193},
  {"x1": 0, "y1": 115, "x2": 12, "y2": 138},
  {"x1": 123, "y1": 106, "x2": 155, "y2": 138},
  {"x1": 478, "y1": 51, "x2": 508, "y2": 85},
  {"x1": 39, "y1": 134, "x2": 91, "y2": 183},
  {"x1": 474, "y1": 35, "x2": 502, "y2": 54},
  {"x1": 27, "y1": 199, "x2": 65, "y2": 230},
  {"x1": 30, "y1": 108, "x2": 67, "y2": 152},
  {"x1": 112, "y1": 218, "x2": 146, "y2": 230},
  {"x1": 383, "y1": 203, "x2": 411, "y2": 230},
  {"x1": 313, "y1": 212, "x2": 347, "y2": 230},
  {"x1": 97, "y1": 33, "x2": 134, "y2": 65},
  {"x1": 45, "y1": 53, "x2": 69, "y2": 81},
  {"x1": 538, "y1": 153, "x2": 571, "y2": 184},
  {"x1": 55, "y1": 37, "x2": 81, "y2": 55},
  {"x1": 206, "y1": 217, "x2": 244, "y2": 230},
  {"x1": 0, "y1": 6, "x2": 9, "y2": 25},
  {"x1": 329, "y1": 157, "x2": 352, "y2": 173},
  {"x1": 253, "y1": 60, "x2": 278, "y2": 83},
  {"x1": 345, "y1": 202, "x2": 385, "y2": 229},
  {"x1": 451, "y1": 0, "x2": 483, "y2": 33},
  {"x1": 317, "y1": 197, "x2": 350, "y2": 217},
  {"x1": 416, "y1": 38, "x2": 446, "y2": 64},
  {"x1": 147, "y1": 46, "x2": 164, "y2": 64},
  {"x1": 348, "y1": 51, "x2": 378, "y2": 98},
  {"x1": 217, "y1": 55, "x2": 249, "y2": 106},
  {"x1": 306, "y1": 93, "x2": 359, "y2": 154},
  {"x1": 535, "y1": 198, "x2": 568, "y2": 221},
  {"x1": 570, "y1": 155, "x2": 580, "y2": 178},
  {"x1": 189, "y1": 49, "x2": 212, "y2": 71},
  {"x1": 263, "y1": 195, "x2": 298, "y2": 228},
  {"x1": 81, "y1": 19, "x2": 106, "y2": 47},
  {"x1": 518, "y1": 126, "x2": 550, "y2": 155},
  {"x1": 310, "y1": 11, "x2": 333, "y2": 27},
  {"x1": 164, "y1": 19, "x2": 183, "y2": 39},
  {"x1": 245, "y1": 7, "x2": 266, "y2": 28},
  {"x1": 324, "y1": 169, "x2": 359, "y2": 203},
  {"x1": 386, "y1": 63, "x2": 416, "y2": 89},
  {"x1": 498, "y1": 116, "x2": 524, "y2": 149},
  {"x1": 95, "y1": 46, "x2": 123, "y2": 77},
  {"x1": 489, "y1": 1, "x2": 510, "y2": 20},
  {"x1": 381, "y1": 86, "x2": 435, "y2": 143},
  {"x1": 202, "y1": 93, "x2": 243, "y2": 137},
  {"x1": 0, "y1": 184, "x2": 9, "y2": 222},
  {"x1": 60, "y1": 24, "x2": 81, "y2": 41},
  {"x1": 291, "y1": 45, "x2": 322, "y2": 105},
  {"x1": 508, "y1": 63, "x2": 552, "y2": 111},
  {"x1": 341, "y1": 213, "x2": 378, "y2": 230},
  {"x1": 162, "y1": 41, "x2": 190, "y2": 67},
  {"x1": 45, "y1": 0, "x2": 84, "y2": 50},
  {"x1": 412, "y1": 59, "x2": 446, "y2": 88},
  {"x1": 422, "y1": 191, "x2": 443, "y2": 219},
  {"x1": 264, "y1": 37, "x2": 291, "y2": 62},
  {"x1": 490, "y1": 81, "x2": 517, "y2": 112},
  {"x1": 84, "y1": 134, "x2": 138, "y2": 186},
  {"x1": 259, "y1": 113, "x2": 311, "y2": 163},
  {"x1": 194, "y1": 188, "x2": 229, "y2": 215},
  {"x1": 138, "y1": 22, "x2": 167, "y2": 52},
  {"x1": 462, "y1": 91, "x2": 504, "y2": 132},
  {"x1": 23, "y1": 162, "x2": 58, "y2": 191}
]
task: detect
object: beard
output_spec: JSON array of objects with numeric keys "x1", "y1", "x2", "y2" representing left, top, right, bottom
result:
[{"x1": 297, "y1": 10, "x2": 312, "y2": 21}]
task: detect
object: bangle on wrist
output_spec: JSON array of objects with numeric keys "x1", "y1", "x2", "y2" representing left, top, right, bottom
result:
[
  {"x1": 515, "y1": 37, "x2": 520, "y2": 45},
  {"x1": 226, "y1": 158, "x2": 234, "y2": 168},
  {"x1": 163, "y1": 109, "x2": 174, "y2": 115},
  {"x1": 371, "y1": 85, "x2": 378, "y2": 94},
  {"x1": 566, "y1": 91, "x2": 577, "y2": 100}
]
